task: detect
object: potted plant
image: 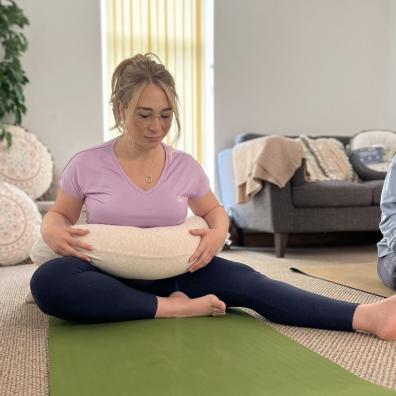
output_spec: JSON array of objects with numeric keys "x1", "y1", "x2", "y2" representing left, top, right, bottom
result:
[{"x1": 0, "y1": 0, "x2": 29, "y2": 147}]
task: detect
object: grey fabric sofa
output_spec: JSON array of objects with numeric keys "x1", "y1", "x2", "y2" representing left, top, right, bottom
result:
[{"x1": 217, "y1": 133, "x2": 383, "y2": 257}]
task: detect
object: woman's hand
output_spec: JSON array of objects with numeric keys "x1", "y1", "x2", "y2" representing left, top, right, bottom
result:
[
  {"x1": 188, "y1": 228, "x2": 226, "y2": 272},
  {"x1": 42, "y1": 225, "x2": 94, "y2": 262}
]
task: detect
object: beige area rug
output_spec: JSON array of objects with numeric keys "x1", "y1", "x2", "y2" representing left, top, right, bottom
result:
[
  {"x1": 1, "y1": 245, "x2": 396, "y2": 395},
  {"x1": 290, "y1": 262, "x2": 395, "y2": 298}
]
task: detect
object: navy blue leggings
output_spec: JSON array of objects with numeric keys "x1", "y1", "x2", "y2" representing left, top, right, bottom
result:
[{"x1": 30, "y1": 255, "x2": 358, "y2": 330}]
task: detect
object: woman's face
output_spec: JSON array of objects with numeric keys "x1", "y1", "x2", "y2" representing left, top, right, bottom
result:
[{"x1": 126, "y1": 83, "x2": 173, "y2": 147}]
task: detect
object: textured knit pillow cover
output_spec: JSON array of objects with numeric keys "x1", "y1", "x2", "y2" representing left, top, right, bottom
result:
[
  {"x1": 0, "y1": 124, "x2": 53, "y2": 199},
  {"x1": 26, "y1": 216, "x2": 223, "y2": 303},
  {"x1": 0, "y1": 182, "x2": 42, "y2": 266},
  {"x1": 299, "y1": 135, "x2": 358, "y2": 182}
]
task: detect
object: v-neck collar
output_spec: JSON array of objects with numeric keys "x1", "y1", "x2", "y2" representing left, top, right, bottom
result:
[{"x1": 111, "y1": 136, "x2": 168, "y2": 194}]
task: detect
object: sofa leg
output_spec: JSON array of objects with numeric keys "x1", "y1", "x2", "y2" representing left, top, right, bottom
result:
[
  {"x1": 227, "y1": 217, "x2": 241, "y2": 247},
  {"x1": 274, "y1": 233, "x2": 288, "y2": 258}
]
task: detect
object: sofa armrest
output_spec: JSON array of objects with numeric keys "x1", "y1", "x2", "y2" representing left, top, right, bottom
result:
[
  {"x1": 217, "y1": 148, "x2": 237, "y2": 209},
  {"x1": 217, "y1": 147, "x2": 296, "y2": 232},
  {"x1": 230, "y1": 180, "x2": 295, "y2": 233},
  {"x1": 290, "y1": 160, "x2": 306, "y2": 187}
]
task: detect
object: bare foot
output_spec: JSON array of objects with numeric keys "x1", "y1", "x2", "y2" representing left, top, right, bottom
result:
[
  {"x1": 168, "y1": 291, "x2": 226, "y2": 316},
  {"x1": 353, "y1": 294, "x2": 396, "y2": 340},
  {"x1": 168, "y1": 291, "x2": 190, "y2": 300},
  {"x1": 174, "y1": 294, "x2": 227, "y2": 318},
  {"x1": 372, "y1": 295, "x2": 396, "y2": 340},
  {"x1": 155, "y1": 293, "x2": 226, "y2": 319}
]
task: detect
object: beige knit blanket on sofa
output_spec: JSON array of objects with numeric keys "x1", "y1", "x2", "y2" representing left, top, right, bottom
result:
[{"x1": 232, "y1": 136, "x2": 303, "y2": 204}]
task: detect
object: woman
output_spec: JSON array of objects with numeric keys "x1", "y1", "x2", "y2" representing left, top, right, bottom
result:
[{"x1": 30, "y1": 53, "x2": 396, "y2": 340}]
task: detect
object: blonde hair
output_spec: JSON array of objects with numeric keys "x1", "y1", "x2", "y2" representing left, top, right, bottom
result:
[{"x1": 110, "y1": 53, "x2": 181, "y2": 146}]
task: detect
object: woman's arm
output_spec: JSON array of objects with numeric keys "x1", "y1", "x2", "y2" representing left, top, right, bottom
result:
[
  {"x1": 40, "y1": 188, "x2": 93, "y2": 261},
  {"x1": 188, "y1": 189, "x2": 230, "y2": 237},
  {"x1": 187, "y1": 189, "x2": 230, "y2": 271},
  {"x1": 41, "y1": 188, "x2": 84, "y2": 234}
]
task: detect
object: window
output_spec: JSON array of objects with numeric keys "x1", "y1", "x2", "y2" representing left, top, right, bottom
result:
[{"x1": 101, "y1": 0, "x2": 214, "y2": 185}]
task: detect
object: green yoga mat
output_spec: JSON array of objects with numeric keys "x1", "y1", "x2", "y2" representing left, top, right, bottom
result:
[{"x1": 48, "y1": 309, "x2": 395, "y2": 396}]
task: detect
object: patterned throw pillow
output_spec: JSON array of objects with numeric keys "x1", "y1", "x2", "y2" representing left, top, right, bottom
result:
[
  {"x1": 0, "y1": 124, "x2": 53, "y2": 199},
  {"x1": 299, "y1": 135, "x2": 358, "y2": 182},
  {"x1": 0, "y1": 182, "x2": 42, "y2": 266}
]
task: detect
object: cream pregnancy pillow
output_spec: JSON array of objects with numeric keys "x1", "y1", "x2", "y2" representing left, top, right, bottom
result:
[
  {"x1": 26, "y1": 216, "x2": 220, "y2": 303},
  {"x1": 29, "y1": 216, "x2": 223, "y2": 280}
]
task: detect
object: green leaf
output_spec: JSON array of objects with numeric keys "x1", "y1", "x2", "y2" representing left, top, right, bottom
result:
[
  {"x1": 0, "y1": 0, "x2": 29, "y2": 133},
  {"x1": 5, "y1": 130, "x2": 12, "y2": 147},
  {"x1": 0, "y1": 124, "x2": 13, "y2": 148}
]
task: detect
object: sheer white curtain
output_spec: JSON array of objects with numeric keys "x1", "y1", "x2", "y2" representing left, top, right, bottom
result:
[{"x1": 103, "y1": 0, "x2": 209, "y2": 166}]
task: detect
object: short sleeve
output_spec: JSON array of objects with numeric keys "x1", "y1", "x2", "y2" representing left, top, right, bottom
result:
[
  {"x1": 59, "y1": 154, "x2": 85, "y2": 199},
  {"x1": 190, "y1": 158, "x2": 210, "y2": 199}
]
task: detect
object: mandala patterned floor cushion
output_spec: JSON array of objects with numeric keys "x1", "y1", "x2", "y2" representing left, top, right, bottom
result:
[
  {"x1": 0, "y1": 182, "x2": 42, "y2": 266},
  {"x1": 26, "y1": 216, "x2": 222, "y2": 303},
  {"x1": 0, "y1": 124, "x2": 53, "y2": 199}
]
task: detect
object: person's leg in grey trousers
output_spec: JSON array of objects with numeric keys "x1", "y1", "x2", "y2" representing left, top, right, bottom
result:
[{"x1": 377, "y1": 253, "x2": 396, "y2": 290}]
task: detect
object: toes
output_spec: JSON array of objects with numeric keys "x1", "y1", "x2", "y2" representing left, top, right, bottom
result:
[
  {"x1": 213, "y1": 310, "x2": 226, "y2": 316},
  {"x1": 213, "y1": 303, "x2": 226, "y2": 316}
]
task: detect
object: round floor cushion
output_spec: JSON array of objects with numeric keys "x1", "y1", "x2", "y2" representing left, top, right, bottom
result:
[
  {"x1": 30, "y1": 215, "x2": 221, "y2": 280},
  {"x1": 0, "y1": 124, "x2": 53, "y2": 199},
  {"x1": 0, "y1": 182, "x2": 42, "y2": 266},
  {"x1": 349, "y1": 130, "x2": 396, "y2": 151},
  {"x1": 349, "y1": 130, "x2": 396, "y2": 180}
]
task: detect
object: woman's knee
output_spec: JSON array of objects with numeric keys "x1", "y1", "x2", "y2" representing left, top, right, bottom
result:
[
  {"x1": 377, "y1": 253, "x2": 396, "y2": 289},
  {"x1": 30, "y1": 256, "x2": 92, "y2": 311},
  {"x1": 187, "y1": 256, "x2": 266, "y2": 291}
]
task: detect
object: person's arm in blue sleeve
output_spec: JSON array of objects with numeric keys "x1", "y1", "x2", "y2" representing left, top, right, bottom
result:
[{"x1": 379, "y1": 156, "x2": 396, "y2": 251}]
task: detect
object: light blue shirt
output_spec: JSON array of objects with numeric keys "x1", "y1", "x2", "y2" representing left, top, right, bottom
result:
[{"x1": 378, "y1": 155, "x2": 396, "y2": 257}]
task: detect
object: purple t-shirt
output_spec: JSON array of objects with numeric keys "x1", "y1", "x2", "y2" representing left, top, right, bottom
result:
[{"x1": 59, "y1": 137, "x2": 210, "y2": 227}]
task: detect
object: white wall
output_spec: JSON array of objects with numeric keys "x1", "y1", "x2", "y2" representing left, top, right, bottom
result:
[
  {"x1": 386, "y1": 0, "x2": 396, "y2": 127},
  {"x1": 19, "y1": 0, "x2": 103, "y2": 170},
  {"x1": 214, "y1": 0, "x2": 394, "y2": 154},
  {"x1": 16, "y1": 0, "x2": 396, "y2": 196}
]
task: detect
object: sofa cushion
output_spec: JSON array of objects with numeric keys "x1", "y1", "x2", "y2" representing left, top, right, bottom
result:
[
  {"x1": 299, "y1": 135, "x2": 358, "y2": 182},
  {"x1": 290, "y1": 161, "x2": 306, "y2": 187},
  {"x1": 361, "y1": 180, "x2": 384, "y2": 205},
  {"x1": 349, "y1": 129, "x2": 396, "y2": 152},
  {"x1": 348, "y1": 130, "x2": 396, "y2": 180},
  {"x1": 349, "y1": 147, "x2": 387, "y2": 180},
  {"x1": 292, "y1": 181, "x2": 373, "y2": 208},
  {"x1": 234, "y1": 133, "x2": 351, "y2": 147}
]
